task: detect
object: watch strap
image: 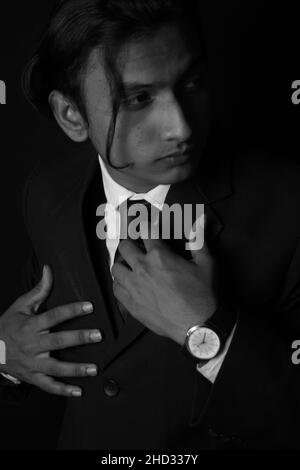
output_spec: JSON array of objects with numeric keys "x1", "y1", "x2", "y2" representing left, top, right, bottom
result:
[{"x1": 204, "y1": 304, "x2": 237, "y2": 348}]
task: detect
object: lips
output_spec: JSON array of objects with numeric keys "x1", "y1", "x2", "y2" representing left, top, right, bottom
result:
[
  {"x1": 164, "y1": 151, "x2": 187, "y2": 159},
  {"x1": 158, "y1": 148, "x2": 193, "y2": 164}
]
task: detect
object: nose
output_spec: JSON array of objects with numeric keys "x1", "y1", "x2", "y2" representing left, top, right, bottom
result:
[{"x1": 160, "y1": 93, "x2": 192, "y2": 143}]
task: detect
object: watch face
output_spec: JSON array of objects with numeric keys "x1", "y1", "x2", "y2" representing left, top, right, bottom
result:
[{"x1": 188, "y1": 327, "x2": 221, "y2": 360}]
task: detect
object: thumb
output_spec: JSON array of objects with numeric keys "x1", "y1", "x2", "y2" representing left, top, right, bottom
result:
[{"x1": 16, "y1": 265, "x2": 53, "y2": 314}]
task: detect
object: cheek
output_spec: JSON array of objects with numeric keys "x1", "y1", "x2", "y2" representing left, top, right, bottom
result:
[
  {"x1": 130, "y1": 124, "x2": 158, "y2": 155},
  {"x1": 113, "y1": 113, "x2": 160, "y2": 165},
  {"x1": 87, "y1": 105, "x2": 111, "y2": 157}
]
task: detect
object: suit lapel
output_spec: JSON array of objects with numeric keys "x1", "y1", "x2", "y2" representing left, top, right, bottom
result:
[{"x1": 48, "y1": 149, "x2": 121, "y2": 370}]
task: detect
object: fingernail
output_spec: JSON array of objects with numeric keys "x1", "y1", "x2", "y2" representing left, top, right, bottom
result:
[
  {"x1": 70, "y1": 389, "x2": 82, "y2": 397},
  {"x1": 82, "y1": 302, "x2": 93, "y2": 313},
  {"x1": 90, "y1": 330, "x2": 102, "y2": 342},
  {"x1": 86, "y1": 366, "x2": 98, "y2": 376}
]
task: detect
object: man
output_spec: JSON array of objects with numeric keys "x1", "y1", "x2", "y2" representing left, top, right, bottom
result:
[{"x1": 0, "y1": 0, "x2": 300, "y2": 449}]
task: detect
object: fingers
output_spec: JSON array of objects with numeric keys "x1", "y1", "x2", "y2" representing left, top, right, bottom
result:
[
  {"x1": 143, "y1": 237, "x2": 169, "y2": 254},
  {"x1": 37, "y1": 358, "x2": 98, "y2": 378},
  {"x1": 113, "y1": 280, "x2": 131, "y2": 307},
  {"x1": 34, "y1": 374, "x2": 83, "y2": 397},
  {"x1": 117, "y1": 240, "x2": 143, "y2": 270},
  {"x1": 32, "y1": 301, "x2": 94, "y2": 332},
  {"x1": 111, "y1": 259, "x2": 132, "y2": 286},
  {"x1": 33, "y1": 328, "x2": 102, "y2": 354},
  {"x1": 117, "y1": 239, "x2": 171, "y2": 270},
  {"x1": 16, "y1": 265, "x2": 53, "y2": 314}
]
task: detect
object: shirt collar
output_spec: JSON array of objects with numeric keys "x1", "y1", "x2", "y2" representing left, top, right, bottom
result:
[{"x1": 98, "y1": 155, "x2": 170, "y2": 210}]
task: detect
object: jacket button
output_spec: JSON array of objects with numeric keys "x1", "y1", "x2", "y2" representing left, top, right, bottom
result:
[{"x1": 103, "y1": 379, "x2": 120, "y2": 397}]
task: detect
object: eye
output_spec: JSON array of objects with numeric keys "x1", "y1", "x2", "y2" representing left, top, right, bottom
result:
[{"x1": 123, "y1": 91, "x2": 153, "y2": 109}]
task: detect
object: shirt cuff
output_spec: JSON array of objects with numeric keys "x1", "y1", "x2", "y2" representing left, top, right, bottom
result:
[
  {"x1": 1, "y1": 373, "x2": 21, "y2": 385},
  {"x1": 196, "y1": 323, "x2": 237, "y2": 383}
]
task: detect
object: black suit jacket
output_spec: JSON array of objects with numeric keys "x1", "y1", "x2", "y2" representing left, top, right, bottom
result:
[{"x1": 4, "y1": 138, "x2": 300, "y2": 449}]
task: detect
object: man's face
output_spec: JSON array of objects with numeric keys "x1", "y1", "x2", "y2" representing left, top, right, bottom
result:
[{"x1": 83, "y1": 23, "x2": 212, "y2": 192}]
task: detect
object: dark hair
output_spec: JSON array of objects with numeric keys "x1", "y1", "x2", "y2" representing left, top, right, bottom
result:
[{"x1": 22, "y1": 0, "x2": 203, "y2": 168}]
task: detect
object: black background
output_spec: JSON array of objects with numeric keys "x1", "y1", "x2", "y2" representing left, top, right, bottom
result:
[{"x1": 0, "y1": 0, "x2": 299, "y2": 449}]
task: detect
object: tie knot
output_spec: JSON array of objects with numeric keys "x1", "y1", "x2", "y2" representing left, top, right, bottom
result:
[
  {"x1": 119, "y1": 198, "x2": 160, "y2": 241},
  {"x1": 126, "y1": 198, "x2": 152, "y2": 210}
]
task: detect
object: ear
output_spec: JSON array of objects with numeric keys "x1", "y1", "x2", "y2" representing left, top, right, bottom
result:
[{"x1": 48, "y1": 90, "x2": 89, "y2": 142}]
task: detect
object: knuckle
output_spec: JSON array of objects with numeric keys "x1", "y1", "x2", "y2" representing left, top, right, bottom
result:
[
  {"x1": 42, "y1": 385, "x2": 55, "y2": 395},
  {"x1": 73, "y1": 303, "x2": 83, "y2": 315},
  {"x1": 32, "y1": 282, "x2": 42, "y2": 295},
  {"x1": 20, "y1": 339, "x2": 35, "y2": 356},
  {"x1": 52, "y1": 333, "x2": 64, "y2": 349},
  {"x1": 48, "y1": 384, "x2": 64, "y2": 396},
  {"x1": 78, "y1": 330, "x2": 89, "y2": 344},
  {"x1": 73, "y1": 365, "x2": 84, "y2": 377},
  {"x1": 59, "y1": 385, "x2": 74, "y2": 397},
  {"x1": 65, "y1": 303, "x2": 79, "y2": 317},
  {"x1": 134, "y1": 259, "x2": 146, "y2": 276},
  {"x1": 49, "y1": 307, "x2": 61, "y2": 323},
  {"x1": 31, "y1": 282, "x2": 45, "y2": 299},
  {"x1": 38, "y1": 379, "x2": 64, "y2": 396},
  {"x1": 46, "y1": 363, "x2": 59, "y2": 376},
  {"x1": 111, "y1": 264, "x2": 120, "y2": 280},
  {"x1": 149, "y1": 246, "x2": 162, "y2": 262},
  {"x1": 21, "y1": 318, "x2": 35, "y2": 335},
  {"x1": 112, "y1": 282, "x2": 119, "y2": 297},
  {"x1": 34, "y1": 336, "x2": 47, "y2": 353},
  {"x1": 28, "y1": 358, "x2": 41, "y2": 373},
  {"x1": 111, "y1": 264, "x2": 116, "y2": 277}
]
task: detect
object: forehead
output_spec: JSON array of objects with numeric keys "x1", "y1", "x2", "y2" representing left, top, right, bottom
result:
[
  {"x1": 120, "y1": 24, "x2": 202, "y2": 85},
  {"x1": 84, "y1": 23, "x2": 202, "y2": 92}
]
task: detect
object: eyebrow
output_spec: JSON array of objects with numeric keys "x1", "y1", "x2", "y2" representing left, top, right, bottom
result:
[{"x1": 122, "y1": 56, "x2": 205, "y2": 94}]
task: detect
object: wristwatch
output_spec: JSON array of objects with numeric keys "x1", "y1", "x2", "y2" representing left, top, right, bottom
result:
[{"x1": 183, "y1": 304, "x2": 237, "y2": 365}]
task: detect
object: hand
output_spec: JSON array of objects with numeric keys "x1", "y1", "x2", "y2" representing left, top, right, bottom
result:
[
  {"x1": 112, "y1": 239, "x2": 217, "y2": 346},
  {"x1": 0, "y1": 266, "x2": 102, "y2": 397}
]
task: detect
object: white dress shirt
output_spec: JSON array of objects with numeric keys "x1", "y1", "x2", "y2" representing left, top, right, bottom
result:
[{"x1": 99, "y1": 155, "x2": 235, "y2": 383}]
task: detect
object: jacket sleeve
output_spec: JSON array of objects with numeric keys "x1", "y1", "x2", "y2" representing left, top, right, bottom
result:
[
  {"x1": 0, "y1": 249, "x2": 42, "y2": 404},
  {"x1": 0, "y1": 170, "x2": 42, "y2": 402},
  {"x1": 190, "y1": 238, "x2": 300, "y2": 449}
]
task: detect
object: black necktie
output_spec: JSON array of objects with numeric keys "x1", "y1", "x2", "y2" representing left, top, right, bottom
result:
[{"x1": 114, "y1": 199, "x2": 160, "y2": 320}]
